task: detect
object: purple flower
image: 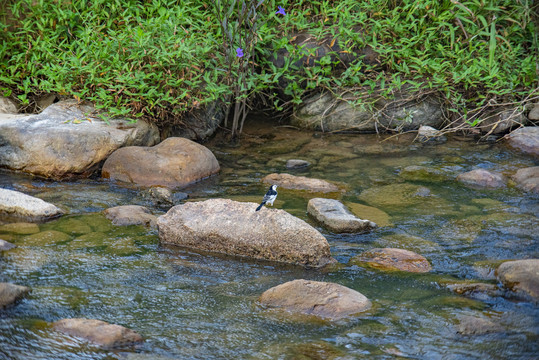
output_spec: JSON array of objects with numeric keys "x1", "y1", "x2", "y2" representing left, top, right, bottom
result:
[
  {"x1": 236, "y1": 48, "x2": 244, "y2": 58},
  {"x1": 276, "y1": 6, "x2": 286, "y2": 16}
]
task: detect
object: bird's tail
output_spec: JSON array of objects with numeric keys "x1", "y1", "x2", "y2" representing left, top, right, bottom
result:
[{"x1": 255, "y1": 201, "x2": 266, "y2": 211}]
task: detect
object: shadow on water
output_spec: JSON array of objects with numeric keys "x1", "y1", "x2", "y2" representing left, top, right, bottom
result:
[{"x1": 1, "y1": 116, "x2": 538, "y2": 359}]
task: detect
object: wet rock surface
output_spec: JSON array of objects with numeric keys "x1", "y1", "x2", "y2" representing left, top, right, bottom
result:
[
  {"x1": 262, "y1": 173, "x2": 342, "y2": 193},
  {"x1": 0, "y1": 282, "x2": 30, "y2": 308},
  {"x1": 511, "y1": 166, "x2": 539, "y2": 194},
  {"x1": 351, "y1": 248, "x2": 432, "y2": 273},
  {"x1": 0, "y1": 188, "x2": 63, "y2": 222},
  {"x1": 104, "y1": 205, "x2": 158, "y2": 227},
  {"x1": 286, "y1": 159, "x2": 311, "y2": 169},
  {"x1": 307, "y1": 198, "x2": 376, "y2": 233},
  {"x1": 102, "y1": 137, "x2": 220, "y2": 189},
  {"x1": 0, "y1": 100, "x2": 159, "y2": 178},
  {"x1": 157, "y1": 199, "x2": 335, "y2": 268},
  {"x1": 258, "y1": 279, "x2": 372, "y2": 321},
  {"x1": 496, "y1": 259, "x2": 539, "y2": 301},
  {"x1": 457, "y1": 315, "x2": 504, "y2": 335},
  {"x1": 506, "y1": 126, "x2": 539, "y2": 156},
  {"x1": 456, "y1": 169, "x2": 506, "y2": 188},
  {"x1": 53, "y1": 318, "x2": 143, "y2": 349}
]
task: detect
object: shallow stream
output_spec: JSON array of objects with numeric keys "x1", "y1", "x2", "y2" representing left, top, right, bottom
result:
[{"x1": 1, "y1": 118, "x2": 538, "y2": 359}]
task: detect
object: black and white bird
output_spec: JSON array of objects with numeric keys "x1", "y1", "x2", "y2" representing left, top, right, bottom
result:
[{"x1": 256, "y1": 185, "x2": 278, "y2": 211}]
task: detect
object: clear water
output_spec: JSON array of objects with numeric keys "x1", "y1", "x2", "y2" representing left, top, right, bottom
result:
[{"x1": 1, "y1": 118, "x2": 538, "y2": 359}]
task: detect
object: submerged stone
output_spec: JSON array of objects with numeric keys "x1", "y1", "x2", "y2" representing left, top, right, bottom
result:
[
  {"x1": 351, "y1": 247, "x2": 432, "y2": 273},
  {"x1": 457, "y1": 315, "x2": 504, "y2": 335},
  {"x1": 0, "y1": 222, "x2": 40, "y2": 235},
  {"x1": 358, "y1": 183, "x2": 433, "y2": 210},
  {"x1": 286, "y1": 159, "x2": 311, "y2": 169},
  {"x1": 399, "y1": 165, "x2": 449, "y2": 182},
  {"x1": 456, "y1": 169, "x2": 506, "y2": 188},
  {"x1": 21, "y1": 230, "x2": 71, "y2": 246},
  {"x1": 345, "y1": 202, "x2": 392, "y2": 227},
  {"x1": 258, "y1": 279, "x2": 371, "y2": 321}
]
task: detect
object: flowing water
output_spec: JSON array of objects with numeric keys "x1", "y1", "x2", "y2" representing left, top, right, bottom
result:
[{"x1": 1, "y1": 118, "x2": 538, "y2": 359}]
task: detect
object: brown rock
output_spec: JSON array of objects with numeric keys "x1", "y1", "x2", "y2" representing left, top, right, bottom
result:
[
  {"x1": 506, "y1": 127, "x2": 539, "y2": 156},
  {"x1": 258, "y1": 279, "x2": 371, "y2": 321},
  {"x1": 496, "y1": 259, "x2": 539, "y2": 301},
  {"x1": 262, "y1": 173, "x2": 342, "y2": 193},
  {"x1": 351, "y1": 248, "x2": 432, "y2": 273},
  {"x1": 456, "y1": 169, "x2": 506, "y2": 188},
  {"x1": 446, "y1": 282, "x2": 501, "y2": 297},
  {"x1": 157, "y1": 199, "x2": 335, "y2": 268},
  {"x1": 511, "y1": 166, "x2": 539, "y2": 194},
  {"x1": 104, "y1": 205, "x2": 157, "y2": 227},
  {"x1": 102, "y1": 137, "x2": 220, "y2": 189},
  {"x1": 0, "y1": 282, "x2": 30, "y2": 308},
  {"x1": 307, "y1": 198, "x2": 376, "y2": 233},
  {"x1": 53, "y1": 318, "x2": 143, "y2": 349}
]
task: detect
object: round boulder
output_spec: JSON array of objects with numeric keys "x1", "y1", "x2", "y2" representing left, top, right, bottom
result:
[
  {"x1": 351, "y1": 248, "x2": 432, "y2": 273},
  {"x1": 307, "y1": 198, "x2": 376, "y2": 233},
  {"x1": 456, "y1": 169, "x2": 506, "y2": 188},
  {"x1": 102, "y1": 137, "x2": 220, "y2": 189},
  {"x1": 258, "y1": 279, "x2": 371, "y2": 321},
  {"x1": 157, "y1": 199, "x2": 336, "y2": 268},
  {"x1": 53, "y1": 318, "x2": 143, "y2": 349},
  {"x1": 496, "y1": 259, "x2": 539, "y2": 301},
  {"x1": 506, "y1": 126, "x2": 539, "y2": 156},
  {"x1": 511, "y1": 166, "x2": 539, "y2": 194},
  {"x1": 0, "y1": 188, "x2": 63, "y2": 222},
  {"x1": 262, "y1": 173, "x2": 342, "y2": 193}
]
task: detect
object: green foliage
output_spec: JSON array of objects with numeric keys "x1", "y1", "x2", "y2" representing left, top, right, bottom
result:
[{"x1": 0, "y1": 0, "x2": 536, "y2": 132}]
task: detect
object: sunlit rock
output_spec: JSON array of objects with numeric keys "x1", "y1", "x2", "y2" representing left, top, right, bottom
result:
[
  {"x1": 496, "y1": 259, "x2": 539, "y2": 302},
  {"x1": 0, "y1": 100, "x2": 159, "y2": 178},
  {"x1": 350, "y1": 248, "x2": 432, "y2": 273},
  {"x1": 52, "y1": 318, "x2": 143, "y2": 349},
  {"x1": 104, "y1": 205, "x2": 157, "y2": 228},
  {"x1": 0, "y1": 239, "x2": 16, "y2": 251},
  {"x1": 0, "y1": 188, "x2": 63, "y2": 222},
  {"x1": 262, "y1": 173, "x2": 342, "y2": 193},
  {"x1": 506, "y1": 126, "x2": 539, "y2": 156},
  {"x1": 307, "y1": 198, "x2": 376, "y2": 233},
  {"x1": 0, "y1": 282, "x2": 30, "y2": 308},
  {"x1": 102, "y1": 137, "x2": 220, "y2": 189},
  {"x1": 157, "y1": 199, "x2": 336, "y2": 268},
  {"x1": 456, "y1": 169, "x2": 506, "y2": 188},
  {"x1": 258, "y1": 279, "x2": 371, "y2": 321},
  {"x1": 511, "y1": 166, "x2": 539, "y2": 194}
]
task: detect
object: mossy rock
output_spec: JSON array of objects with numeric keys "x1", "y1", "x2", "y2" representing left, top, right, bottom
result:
[
  {"x1": 399, "y1": 165, "x2": 450, "y2": 182},
  {"x1": 21, "y1": 230, "x2": 71, "y2": 246},
  {"x1": 107, "y1": 237, "x2": 142, "y2": 256},
  {"x1": 257, "y1": 136, "x2": 311, "y2": 155},
  {"x1": 373, "y1": 233, "x2": 440, "y2": 253},
  {"x1": 43, "y1": 217, "x2": 92, "y2": 236},
  {"x1": 67, "y1": 232, "x2": 107, "y2": 250},
  {"x1": 0, "y1": 222, "x2": 40, "y2": 235},
  {"x1": 358, "y1": 183, "x2": 433, "y2": 209},
  {"x1": 345, "y1": 202, "x2": 392, "y2": 227}
]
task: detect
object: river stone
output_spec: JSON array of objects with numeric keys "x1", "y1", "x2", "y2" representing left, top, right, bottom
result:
[
  {"x1": 49, "y1": 217, "x2": 92, "y2": 236},
  {"x1": 0, "y1": 222, "x2": 40, "y2": 235},
  {"x1": 456, "y1": 169, "x2": 506, "y2": 188},
  {"x1": 0, "y1": 97, "x2": 17, "y2": 114},
  {"x1": 0, "y1": 100, "x2": 159, "y2": 178},
  {"x1": 22, "y1": 230, "x2": 71, "y2": 246},
  {"x1": 528, "y1": 103, "x2": 539, "y2": 121},
  {"x1": 292, "y1": 89, "x2": 444, "y2": 133},
  {"x1": 0, "y1": 282, "x2": 30, "y2": 308},
  {"x1": 358, "y1": 183, "x2": 432, "y2": 209},
  {"x1": 157, "y1": 199, "x2": 336, "y2": 268},
  {"x1": 457, "y1": 315, "x2": 504, "y2": 335},
  {"x1": 102, "y1": 137, "x2": 220, "y2": 189},
  {"x1": 103, "y1": 205, "x2": 157, "y2": 227},
  {"x1": 446, "y1": 283, "x2": 502, "y2": 298},
  {"x1": 0, "y1": 188, "x2": 63, "y2": 222},
  {"x1": 286, "y1": 159, "x2": 311, "y2": 169},
  {"x1": 258, "y1": 279, "x2": 371, "y2": 321},
  {"x1": 506, "y1": 126, "x2": 539, "y2": 156},
  {"x1": 53, "y1": 318, "x2": 143, "y2": 349},
  {"x1": 262, "y1": 173, "x2": 342, "y2": 193},
  {"x1": 511, "y1": 166, "x2": 539, "y2": 194},
  {"x1": 0, "y1": 239, "x2": 16, "y2": 251},
  {"x1": 345, "y1": 202, "x2": 392, "y2": 227},
  {"x1": 496, "y1": 259, "x2": 539, "y2": 301},
  {"x1": 307, "y1": 198, "x2": 376, "y2": 233},
  {"x1": 417, "y1": 125, "x2": 447, "y2": 143},
  {"x1": 399, "y1": 165, "x2": 449, "y2": 182},
  {"x1": 351, "y1": 248, "x2": 432, "y2": 273}
]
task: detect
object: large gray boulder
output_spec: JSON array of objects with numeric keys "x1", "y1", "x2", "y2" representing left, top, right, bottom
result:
[
  {"x1": 307, "y1": 198, "x2": 376, "y2": 233},
  {"x1": 292, "y1": 90, "x2": 444, "y2": 133},
  {"x1": 258, "y1": 279, "x2": 372, "y2": 321},
  {"x1": 0, "y1": 100, "x2": 160, "y2": 179},
  {"x1": 102, "y1": 137, "x2": 220, "y2": 189},
  {"x1": 0, "y1": 282, "x2": 30, "y2": 308},
  {"x1": 0, "y1": 188, "x2": 63, "y2": 222},
  {"x1": 157, "y1": 199, "x2": 335, "y2": 268},
  {"x1": 496, "y1": 259, "x2": 539, "y2": 302},
  {"x1": 53, "y1": 318, "x2": 143, "y2": 349}
]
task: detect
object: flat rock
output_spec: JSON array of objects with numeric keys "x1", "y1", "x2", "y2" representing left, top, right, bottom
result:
[
  {"x1": 511, "y1": 166, "x2": 539, "y2": 194},
  {"x1": 496, "y1": 259, "x2": 539, "y2": 301},
  {"x1": 0, "y1": 282, "x2": 30, "y2": 308},
  {"x1": 0, "y1": 239, "x2": 16, "y2": 251},
  {"x1": 0, "y1": 100, "x2": 159, "y2": 178},
  {"x1": 53, "y1": 318, "x2": 143, "y2": 349},
  {"x1": 350, "y1": 248, "x2": 432, "y2": 273},
  {"x1": 457, "y1": 315, "x2": 504, "y2": 335},
  {"x1": 506, "y1": 126, "x2": 539, "y2": 156},
  {"x1": 258, "y1": 279, "x2": 371, "y2": 321},
  {"x1": 262, "y1": 173, "x2": 342, "y2": 193},
  {"x1": 286, "y1": 159, "x2": 311, "y2": 169},
  {"x1": 102, "y1": 137, "x2": 220, "y2": 189},
  {"x1": 456, "y1": 169, "x2": 506, "y2": 188},
  {"x1": 157, "y1": 199, "x2": 336, "y2": 268},
  {"x1": 307, "y1": 198, "x2": 376, "y2": 233},
  {"x1": 0, "y1": 188, "x2": 63, "y2": 222},
  {"x1": 103, "y1": 205, "x2": 157, "y2": 227}
]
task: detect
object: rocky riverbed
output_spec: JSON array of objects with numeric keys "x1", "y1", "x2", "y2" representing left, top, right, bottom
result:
[{"x1": 0, "y1": 110, "x2": 538, "y2": 359}]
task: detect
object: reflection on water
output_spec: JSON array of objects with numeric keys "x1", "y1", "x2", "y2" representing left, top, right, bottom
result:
[{"x1": 1, "y1": 118, "x2": 538, "y2": 359}]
